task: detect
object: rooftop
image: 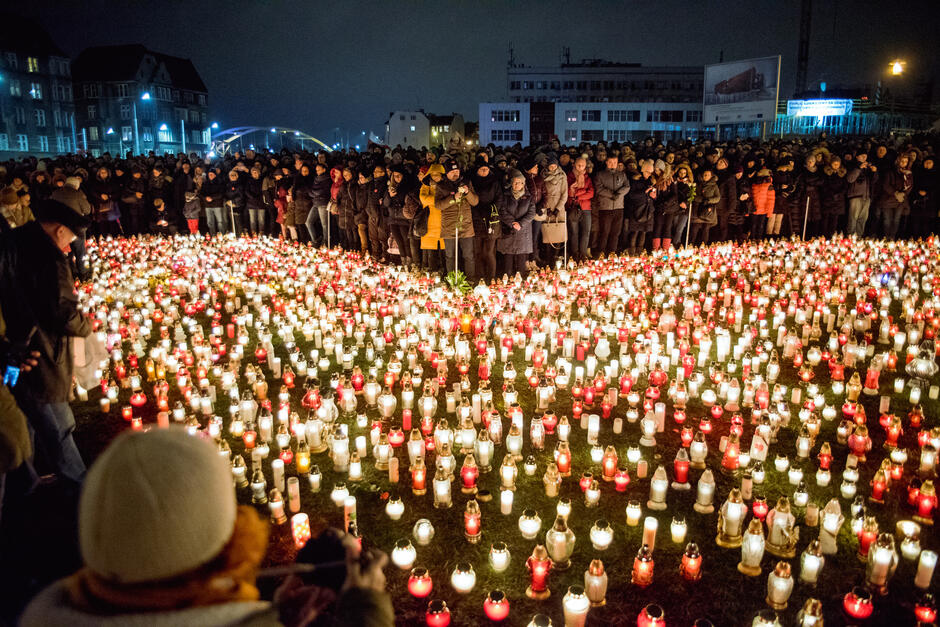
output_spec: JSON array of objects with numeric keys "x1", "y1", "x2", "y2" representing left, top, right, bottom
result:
[{"x1": 73, "y1": 44, "x2": 207, "y2": 92}]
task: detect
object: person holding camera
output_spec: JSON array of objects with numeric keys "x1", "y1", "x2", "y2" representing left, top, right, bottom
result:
[
  {"x1": 21, "y1": 428, "x2": 393, "y2": 627},
  {"x1": 845, "y1": 150, "x2": 878, "y2": 237},
  {"x1": 0, "y1": 199, "x2": 92, "y2": 488}
]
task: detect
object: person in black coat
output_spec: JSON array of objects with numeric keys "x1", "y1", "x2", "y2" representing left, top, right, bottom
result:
[
  {"x1": 202, "y1": 168, "x2": 225, "y2": 236},
  {"x1": 383, "y1": 165, "x2": 419, "y2": 265},
  {"x1": 121, "y1": 166, "x2": 147, "y2": 236},
  {"x1": 0, "y1": 200, "x2": 92, "y2": 485},
  {"x1": 244, "y1": 166, "x2": 265, "y2": 234},
  {"x1": 470, "y1": 159, "x2": 501, "y2": 282},
  {"x1": 222, "y1": 169, "x2": 245, "y2": 234},
  {"x1": 624, "y1": 161, "x2": 656, "y2": 255},
  {"x1": 305, "y1": 163, "x2": 331, "y2": 246},
  {"x1": 497, "y1": 169, "x2": 535, "y2": 277}
]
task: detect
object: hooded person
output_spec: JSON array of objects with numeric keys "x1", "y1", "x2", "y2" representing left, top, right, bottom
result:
[
  {"x1": 20, "y1": 428, "x2": 394, "y2": 627},
  {"x1": 497, "y1": 169, "x2": 535, "y2": 277}
]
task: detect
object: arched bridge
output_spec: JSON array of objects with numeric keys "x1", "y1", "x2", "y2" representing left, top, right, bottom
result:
[{"x1": 210, "y1": 127, "x2": 332, "y2": 157}]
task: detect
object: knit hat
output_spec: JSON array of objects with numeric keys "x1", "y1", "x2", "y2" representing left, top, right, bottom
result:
[
  {"x1": 442, "y1": 160, "x2": 460, "y2": 174},
  {"x1": 78, "y1": 428, "x2": 237, "y2": 584},
  {"x1": 65, "y1": 176, "x2": 82, "y2": 190},
  {"x1": 654, "y1": 159, "x2": 666, "y2": 172},
  {"x1": 509, "y1": 168, "x2": 525, "y2": 181}
]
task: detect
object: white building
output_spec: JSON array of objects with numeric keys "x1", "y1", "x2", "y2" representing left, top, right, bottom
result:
[
  {"x1": 385, "y1": 111, "x2": 465, "y2": 149},
  {"x1": 478, "y1": 101, "x2": 705, "y2": 147},
  {"x1": 386, "y1": 110, "x2": 430, "y2": 148}
]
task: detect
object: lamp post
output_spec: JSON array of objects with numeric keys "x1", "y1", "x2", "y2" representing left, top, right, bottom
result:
[
  {"x1": 132, "y1": 91, "x2": 151, "y2": 155},
  {"x1": 106, "y1": 127, "x2": 123, "y2": 156},
  {"x1": 158, "y1": 123, "x2": 168, "y2": 155}
]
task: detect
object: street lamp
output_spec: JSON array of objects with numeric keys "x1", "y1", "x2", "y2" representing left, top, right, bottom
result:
[
  {"x1": 211, "y1": 122, "x2": 219, "y2": 129},
  {"x1": 891, "y1": 60, "x2": 905, "y2": 76},
  {"x1": 132, "y1": 91, "x2": 152, "y2": 155}
]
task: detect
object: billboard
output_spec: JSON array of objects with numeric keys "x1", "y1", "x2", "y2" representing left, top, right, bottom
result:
[
  {"x1": 786, "y1": 99, "x2": 853, "y2": 117},
  {"x1": 703, "y1": 56, "x2": 781, "y2": 124}
]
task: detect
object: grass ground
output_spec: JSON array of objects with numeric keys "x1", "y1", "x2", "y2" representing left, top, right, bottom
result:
[{"x1": 4, "y1": 239, "x2": 937, "y2": 626}]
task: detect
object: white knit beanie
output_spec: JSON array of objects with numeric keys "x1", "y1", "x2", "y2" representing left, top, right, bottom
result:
[{"x1": 79, "y1": 427, "x2": 237, "y2": 584}]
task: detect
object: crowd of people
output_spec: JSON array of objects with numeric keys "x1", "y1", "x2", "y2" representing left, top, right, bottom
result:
[{"x1": 0, "y1": 133, "x2": 937, "y2": 283}]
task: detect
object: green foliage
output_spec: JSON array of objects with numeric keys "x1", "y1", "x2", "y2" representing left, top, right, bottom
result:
[{"x1": 446, "y1": 269, "x2": 471, "y2": 295}]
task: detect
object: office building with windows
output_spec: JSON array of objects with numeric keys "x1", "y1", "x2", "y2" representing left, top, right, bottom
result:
[
  {"x1": 0, "y1": 13, "x2": 76, "y2": 157},
  {"x1": 507, "y1": 59, "x2": 703, "y2": 104},
  {"x1": 480, "y1": 58, "x2": 708, "y2": 147},
  {"x1": 480, "y1": 101, "x2": 705, "y2": 147},
  {"x1": 72, "y1": 44, "x2": 209, "y2": 156}
]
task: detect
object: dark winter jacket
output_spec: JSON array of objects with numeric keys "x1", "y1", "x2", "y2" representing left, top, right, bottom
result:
[
  {"x1": 309, "y1": 172, "x2": 331, "y2": 207},
  {"x1": 727, "y1": 176, "x2": 753, "y2": 226},
  {"x1": 244, "y1": 175, "x2": 264, "y2": 212},
  {"x1": 626, "y1": 173, "x2": 656, "y2": 231},
  {"x1": 0, "y1": 221, "x2": 91, "y2": 403},
  {"x1": 202, "y1": 174, "x2": 224, "y2": 208},
  {"x1": 691, "y1": 176, "x2": 721, "y2": 226},
  {"x1": 524, "y1": 171, "x2": 547, "y2": 221},
  {"x1": 877, "y1": 165, "x2": 913, "y2": 211},
  {"x1": 592, "y1": 169, "x2": 629, "y2": 211},
  {"x1": 846, "y1": 164, "x2": 877, "y2": 200},
  {"x1": 795, "y1": 166, "x2": 824, "y2": 223},
  {"x1": 470, "y1": 170, "x2": 502, "y2": 235},
  {"x1": 496, "y1": 189, "x2": 535, "y2": 255},
  {"x1": 821, "y1": 166, "x2": 848, "y2": 216},
  {"x1": 88, "y1": 173, "x2": 120, "y2": 222}
]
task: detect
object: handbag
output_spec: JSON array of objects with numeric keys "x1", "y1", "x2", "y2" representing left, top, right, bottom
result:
[
  {"x1": 541, "y1": 211, "x2": 567, "y2": 244},
  {"x1": 326, "y1": 199, "x2": 338, "y2": 215}
]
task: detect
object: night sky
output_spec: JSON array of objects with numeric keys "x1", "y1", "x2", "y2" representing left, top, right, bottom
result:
[{"x1": 12, "y1": 0, "x2": 940, "y2": 144}]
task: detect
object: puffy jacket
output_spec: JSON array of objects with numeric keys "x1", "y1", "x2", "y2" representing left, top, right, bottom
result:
[
  {"x1": 750, "y1": 179, "x2": 775, "y2": 216},
  {"x1": 497, "y1": 190, "x2": 535, "y2": 255},
  {"x1": 541, "y1": 166, "x2": 568, "y2": 220},
  {"x1": 592, "y1": 169, "x2": 629, "y2": 211}
]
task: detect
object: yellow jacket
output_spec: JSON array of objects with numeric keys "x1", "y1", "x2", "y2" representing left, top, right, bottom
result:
[{"x1": 419, "y1": 178, "x2": 444, "y2": 251}]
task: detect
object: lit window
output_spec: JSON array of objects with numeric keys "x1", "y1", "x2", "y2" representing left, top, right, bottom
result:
[
  {"x1": 29, "y1": 83, "x2": 42, "y2": 99},
  {"x1": 27, "y1": 57, "x2": 39, "y2": 72},
  {"x1": 17, "y1": 134, "x2": 28, "y2": 151}
]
